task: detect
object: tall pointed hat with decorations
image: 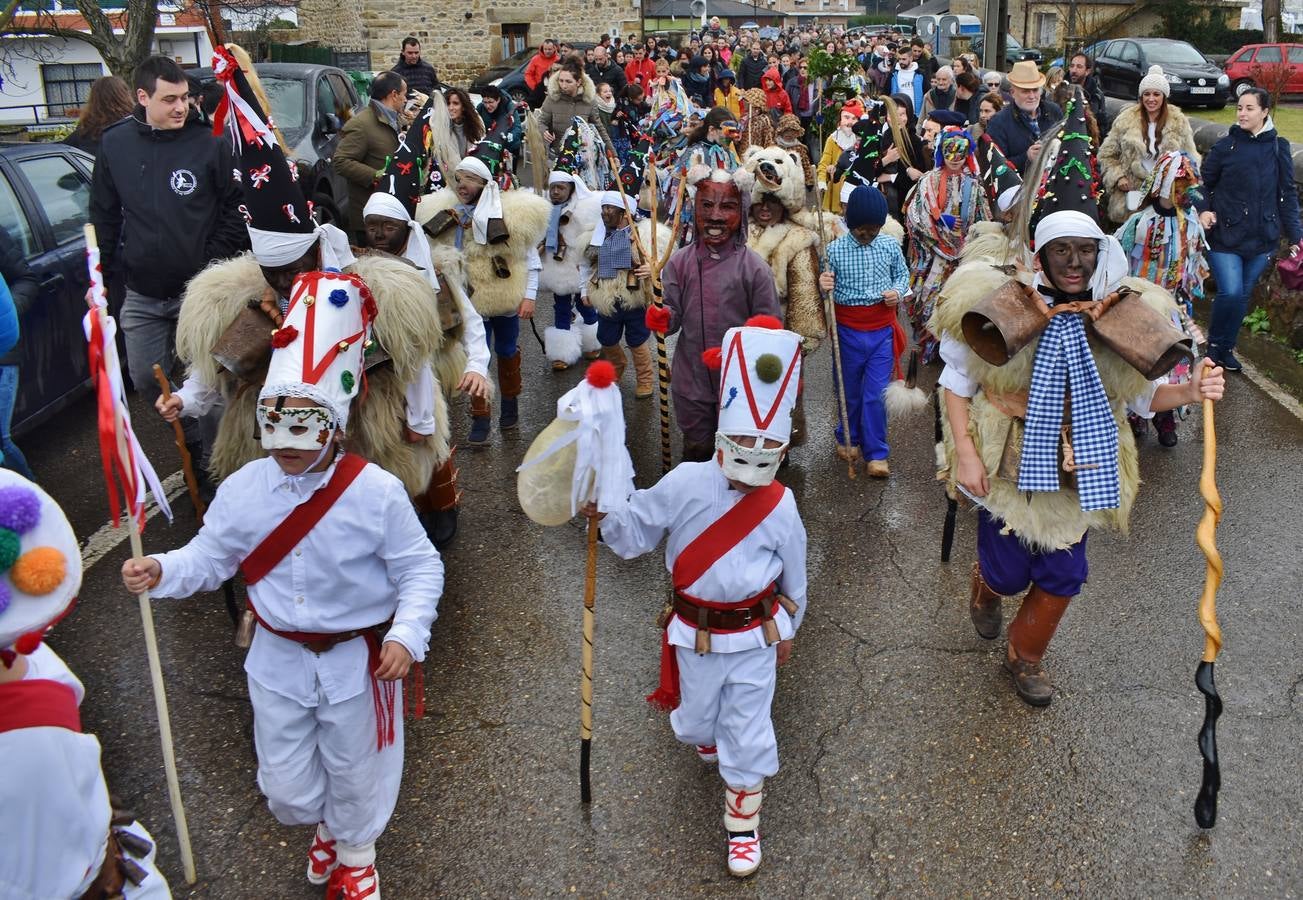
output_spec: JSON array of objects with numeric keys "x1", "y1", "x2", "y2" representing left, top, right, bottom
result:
[
  {"x1": 374, "y1": 111, "x2": 429, "y2": 220},
  {"x1": 976, "y1": 132, "x2": 1022, "y2": 213},
  {"x1": 1027, "y1": 84, "x2": 1104, "y2": 248}
]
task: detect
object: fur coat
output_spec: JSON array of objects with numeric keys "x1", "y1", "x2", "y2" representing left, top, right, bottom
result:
[
  {"x1": 538, "y1": 194, "x2": 600, "y2": 296},
  {"x1": 584, "y1": 218, "x2": 672, "y2": 316},
  {"x1": 746, "y1": 212, "x2": 825, "y2": 350},
  {"x1": 176, "y1": 251, "x2": 450, "y2": 496},
  {"x1": 1097, "y1": 103, "x2": 1199, "y2": 226},
  {"x1": 538, "y1": 71, "x2": 599, "y2": 152},
  {"x1": 931, "y1": 263, "x2": 1181, "y2": 552},
  {"x1": 417, "y1": 187, "x2": 552, "y2": 317}
]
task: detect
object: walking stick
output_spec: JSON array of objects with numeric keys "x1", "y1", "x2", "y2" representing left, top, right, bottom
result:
[
  {"x1": 1193, "y1": 395, "x2": 1224, "y2": 828},
  {"x1": 814, "y1": 188, "x2": 856, "y2": 478},
  {"x1": 579, "y1": 512, "x2": 599, "y2": 803},
  {"x1": 935, "y1": 388, "x2": 957, "y2": 562},
  {"x1": 607, "y1": 146, "x2": 676, "y2": 473},
  {"x1": 152, "y1": 364, "x2": 205, "y2": 523}
]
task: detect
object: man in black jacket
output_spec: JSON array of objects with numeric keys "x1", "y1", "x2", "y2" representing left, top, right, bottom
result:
[
  {"x1": 738, "y1": 42, "x2": 769, "y2": 90},
  {"x1": 90, "y1": 55, "x2": 246, "y2": 458},
  {"x1": 390, "y1": 37, "x2": 440, "y2": 96},
  {"x1": 982, "y1": 61, "x2": 1063, "y2": 173},
  {"x1": 1069, "y1": 52, "x2": 1109, "y2": 136},
  {"x1": 587, "y1": 45, "x2": 627, "y2": 96}
]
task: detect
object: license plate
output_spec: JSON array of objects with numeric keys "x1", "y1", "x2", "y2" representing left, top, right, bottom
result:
[{"x1": 1191, "y1": 86, "x2": 1215, "y2": 94}]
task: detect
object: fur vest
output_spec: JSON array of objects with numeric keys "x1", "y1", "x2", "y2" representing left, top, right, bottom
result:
[
  {"x1": 1097, "y1": 104, "x2": 1199, "y2": 225},
  {"x1": 175, "y1": 251, "x2": 450, "y2": 495},
  {"x1": 931, "y1": 264, "x2": 1180, "y2": 552},
  {"x1": 746, "y1": 214, "x2": 825, "y2": 348},
  {"x1": 584, "y1": 219, "x2": 671, "y2": 316},
  {"x1": 418, "y1": 188, "x2": 551, "y2": 317},
  {"x1": 539, "y1": 195, "x2": 600, "y2": 295}
]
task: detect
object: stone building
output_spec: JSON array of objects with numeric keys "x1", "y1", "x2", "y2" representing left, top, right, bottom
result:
[{"x1": 297, "y1": 0, "x2": 639, "y2": 84}]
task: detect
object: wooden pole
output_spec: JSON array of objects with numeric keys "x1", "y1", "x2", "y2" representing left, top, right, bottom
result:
[
  {"x1": 814, "y1": 187, "x2": 857, "y2": 481},
  {"x1": 579, "y1": 514, "x2": 599, "y2": 803},
  {"x1": 1193, "y1": 396, "x2": 1224, "y2": 828},
  {"x1": 152, "y1": 364, "x2": 205, "y2": 524}
]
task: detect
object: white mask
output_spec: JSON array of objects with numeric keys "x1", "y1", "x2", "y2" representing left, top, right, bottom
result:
[
  {"x1": 256, "y1": 403, "x2": 336, "y2": 451},
  {"x1": 715, "y1": 433, "x2": 786, "y2": 487}
]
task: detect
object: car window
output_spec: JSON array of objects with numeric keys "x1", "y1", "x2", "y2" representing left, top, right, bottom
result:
[
  {"x1": 260, "y1": 76, "x2": 307, "y2": 131},
  {"x1": 327, "y1": 74, "x2": 357, "y2": 115},
  {"x1": 16, "y1": 155, "x2": 89, "y2": 247},
  {"x1": 1145, "y1": 41, "x2": 1206, "y2": 66},
  {"x1": 0, "y1": 174, "x2": 35, "y2": 258},
  {"x1": 316, "y1": 75, "x2": 337, "y2": 122},
  {"x1": 1290, "y1": 46, "x2": 1303, "y2": 64},
  {"x1": 1256, "y1": 45, "x2": 1283, "y2": 64},
  {"x1": 1117, "y1": 42, "x2": 1139, "y2": 64}
]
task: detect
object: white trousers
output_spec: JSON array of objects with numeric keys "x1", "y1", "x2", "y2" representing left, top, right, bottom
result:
[
  {"x1": 249, "y1": 677, "x2": 404, "y2": 851},
  {"x1": 670, "y1": 644, "x2": 779, "y2": 788}
]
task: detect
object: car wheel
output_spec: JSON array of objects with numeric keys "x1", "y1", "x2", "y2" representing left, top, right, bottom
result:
[
  {"x1": 1232, "y1": 78, "x2": 1255, "y2": 97},
  {"x1": 312, "y1": 191, "x2": 344, "y2": 229}
]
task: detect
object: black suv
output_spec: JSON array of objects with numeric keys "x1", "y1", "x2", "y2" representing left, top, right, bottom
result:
[{"x1": 188, "y1": 63, "x2": 363, "y2": 231}]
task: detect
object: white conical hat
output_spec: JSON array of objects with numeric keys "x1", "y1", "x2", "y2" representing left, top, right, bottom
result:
[
  {"x1": 0, "y1": 470, "x2": 79, "y2": 651},
  {"x1": 259, "y1": 270, "x2": 376, "y2": 429},
  {"x1": 715, "y1": 317, "x2": 802, "y2": 444}
]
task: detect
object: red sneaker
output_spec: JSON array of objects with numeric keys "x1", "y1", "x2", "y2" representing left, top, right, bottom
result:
[{"x1": 326, "y1": 863, "x2": 380, "y2": 899}]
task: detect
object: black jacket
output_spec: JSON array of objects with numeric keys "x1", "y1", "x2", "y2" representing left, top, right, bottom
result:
[
  {"x1": 90, "y1": 108, "x2": 248, "y2": 300},
  {"x1": 0, "y1": 226, "x2": 38, "y2": 366},
  {"x1": 390, "y1": 56, "x2": 440, "y2": 96},
  {"x1": 983, "y1": 97, "x2": 1063, "y2": 173},
  {"x1": 738, "y1": 52, "x2": 769, "y2": 90},
  {"x1": 586, "y1": 60, "x2": 628, "y2": 96},
  {"x1": 1077, "y1": 73, "x2": 1109, "y2": 134}
]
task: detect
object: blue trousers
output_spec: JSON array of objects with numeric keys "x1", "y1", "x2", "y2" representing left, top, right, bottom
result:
[
  {"x1": 1207, "y1": 250, "x2": 1271, "y2": 355},
  {"x1": 483, "y1": 314, "x2": 520, "y2": 358},
  {"x1": 553, "y1": 293, "x2": 597, "y2": 329},
  {"x1": 833, "y1": 323, "x2": 892, "y2": 462},
  {"x1": 977, "y1": 509, "x2": 1089, "y2": 597},
  {"x1": 0, "y1": 365, "x2": 31, "y2": 479},
  {"x1": 597, "y1": 302, "x2": 650, "y2": 348}
]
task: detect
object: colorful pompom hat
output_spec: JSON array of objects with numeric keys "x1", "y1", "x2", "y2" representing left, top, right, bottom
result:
[
  {"x1": 715, "y1": 316, "x2": 803, "y2": 445},
  {"x1": 0, "y1": 470, "x2": 80, "y2": 656}
]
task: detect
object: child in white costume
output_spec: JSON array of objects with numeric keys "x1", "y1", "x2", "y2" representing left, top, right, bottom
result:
[
  {"x1": 0, "y1": 471, "x2": 170, "y2": 898},
  {"x1": 123, "y1": 271, "x2": 442, "y2": 899},
  {"x1": 586, "y1": 316, "x2": 808, "y2": 877}
]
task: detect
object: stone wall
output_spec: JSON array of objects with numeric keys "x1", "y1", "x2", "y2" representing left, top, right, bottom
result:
[{"x1": 295, "y1": 0, "x2": 368, "y2": 53}]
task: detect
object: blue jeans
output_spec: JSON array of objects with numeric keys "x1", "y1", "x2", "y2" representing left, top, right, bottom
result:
[
  {"x1": 483, "y1": 314, "x2": 520, "y2": 358},
  {"x1": 596, "y1": 302, "x2": 650, "y2": 348},
  {"x1": 552, "y1": 293, "x2": 597, "y2": 329},
  {"x1": 1207, "y1": 250, "x2": 1271, "y2": 355},
  {"x1": 0, "y1": 365, "x2": 32, "y2": 479}
]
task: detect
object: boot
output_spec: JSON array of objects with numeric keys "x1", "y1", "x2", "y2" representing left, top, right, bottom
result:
[
  {"x1": 1004, "y1": 585, "x2": 1072, "y2": 707},
  {"x1": 696, "y1": 744, "x2": 719, "y2": 764},
  {"x1": 682, "y1": 438, "x2": 714, "y2": 463},
  {"x1": 497, "y1": 352, "x2": 522, "y2": 430},
  {"x1": 415, "y1": 454, "x2": 460, "y2": 550},
  {"x1": 969, "y1": 563, "x2": 1003, "y2": 639},
  {"x1": 468, "y1": 394, "x2": 491, "y2": 447},
  {"x1": 601, "y1": 344, "x2": 628, "y2": 381},
  {"x1": 630, "y1": 342, "x2": 655, "y2": 399},
  {"x1": 306, "y1": 823, "x2": 337, "y2": 886},
  {"x1": 1127, "y1": 411, "x2": 1147, "y2": 442},
  {"x1": 1154, "y1": 409, "x2": 1179, "y2": 448},
  {"x1": 723, "y1": 782, "x2": 763, "y2": 877}
]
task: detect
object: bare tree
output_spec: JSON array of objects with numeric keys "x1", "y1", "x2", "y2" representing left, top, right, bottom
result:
[
  {"x1": 2, "y1": 0, "x2": 162, "y2": 78},
  {"x1": 1263, "y1": 0, "x2": 1281, "y2": 42}
]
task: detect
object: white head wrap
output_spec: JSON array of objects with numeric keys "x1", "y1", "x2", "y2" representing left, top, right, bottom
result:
[
  {"x1": 590, "y1": 190, "x2": 638, "y2": 247},
  {"x1": 455, "y1": 156, "x2": 501, "y2": 245},
  {"x1": 361, "y1": 191, "x2": 440, "y2": 291},
  {"x1": 1033, "y1": 210, "x2": 1129, "y2": 296},
  {"x1": 248, "y1": 222, "x2": 356, "y2": 272}
]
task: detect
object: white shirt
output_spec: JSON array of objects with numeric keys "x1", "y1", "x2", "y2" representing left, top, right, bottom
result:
[
  {"x1": 525, "y1": 245, "x2": 543, "y2": 301},
  {"x1": 151, "y1": 455, "x2": 442, "y2": 707},
  {"x1": 600, "y1": 461, "x2": 808, "y2": 653}
]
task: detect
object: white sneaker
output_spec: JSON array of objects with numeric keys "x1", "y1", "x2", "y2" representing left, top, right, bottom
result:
[
  {"x1": 727, "y1": 832, "x2": 762, "y2": 877},
  {"x1": 696, "y1": 744, "x2": 719, "y2": 764},
  {"x1": 326, "y1": 862, "x2": 380, "y2": 899},
  {"x1": 306, "y1": 823, "x2": 337, "y2": 886}
]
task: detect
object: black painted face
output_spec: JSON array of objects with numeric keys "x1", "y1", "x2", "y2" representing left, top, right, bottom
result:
[
  {"x1": 751, "y1": 195, "x2": 786, "y2": 227},
  {"x1": 548, "y1": 181, "x2": 574, "y2": 204},
  {"x1": 364, "y1": 213, "x2": 408, "y2": 254},
  {"x1": 600, "y1": 204, "x2": 629, "y2": 231},
  {"x1": 1040, "y1": 237, "x2": 1099, "y2": 295},
  {"x1": 260, "y1": 247, "x2": 320, "y2": 298}
]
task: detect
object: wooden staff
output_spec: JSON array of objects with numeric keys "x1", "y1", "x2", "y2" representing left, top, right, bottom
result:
[
  {"x1": 579, "y1": 513, "x2": 599, "y2": 803},
  {"x1": 1193, "y1": 396, "x2": 1224, "y2": 828},
  {"x1": 152, "y1": 364, "x2": 205, "y2": 523},
  {"x1": 814, "y1": 195, "x2": 857, "y2": 480}
]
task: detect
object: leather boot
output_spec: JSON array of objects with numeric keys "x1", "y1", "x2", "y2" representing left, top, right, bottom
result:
[
  {"x1": 601, "y1": 344, "x2": 627, "y2": 381},
  {"x1": 468, "y1": 393, "x2": 491, "y2": 447},
  {"x1": 1004, "y1": 585, "x2": 1072, "y2": 707},
  {"x1": 498, "y1": 351, "x2": 522, "y2": 429},
  {"x1": 415, "y1": 454, "x2": 460, "y2": 550},
  {"x1": 630, "y1": 342, "x2": 654, "y2": 399},
  {"x1": 969, "y1": 563, "x2": 1003, "y2": 639}
]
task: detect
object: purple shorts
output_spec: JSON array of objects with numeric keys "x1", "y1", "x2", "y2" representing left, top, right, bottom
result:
[{"x1": 977, "y1": 509, "x2": 1089, "y2": 598}]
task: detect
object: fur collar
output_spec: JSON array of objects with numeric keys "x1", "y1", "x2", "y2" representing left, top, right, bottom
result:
[
  {"x1": 546, "y1": 70, "x2": 597, "y2": 105},
  {"x1": 747, "y1": 220, "x2": 817, "y2": 297}
]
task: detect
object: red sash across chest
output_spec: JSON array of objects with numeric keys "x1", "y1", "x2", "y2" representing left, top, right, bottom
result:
[{"x1": 0, "y1": 679, "x2": 81, "y2": 733}]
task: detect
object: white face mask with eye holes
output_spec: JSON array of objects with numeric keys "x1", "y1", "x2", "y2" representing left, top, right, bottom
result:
[
  {"x1": 256, "y1": 403, "x2": 336, "y2": 451},
  {"x1": 715, "y1": 432, "x2": 787, "y2": 487}
]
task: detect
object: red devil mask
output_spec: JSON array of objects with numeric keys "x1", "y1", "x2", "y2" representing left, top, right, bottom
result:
[{"x1": 694, "y1": 178, "x2": 742, "y2": 248}]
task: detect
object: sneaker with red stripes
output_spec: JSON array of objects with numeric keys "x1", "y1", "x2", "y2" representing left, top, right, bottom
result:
[
  {"x1": 306, "y1": 823, "x2": 337, "y2": 886},
  {"x1": 726, "y1": 831, "x2": 762, "y2": 877},
  {"x1": 326, "y1": 863, "x2": 380, "y2": 899},
  {"x1": 696, "y1": 744, "x2": 719, "y2": 763}
]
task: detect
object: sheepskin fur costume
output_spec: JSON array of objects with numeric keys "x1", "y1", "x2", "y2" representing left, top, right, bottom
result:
[
  {"x1": 539, "y1": 193, "x2": 600, "y2": 296},
  {"x1": 584, "y1": 219, "x2": 673, "y2": 316},
  {"x1": 774, "y1": 113, "x2": 815, "y2": 188},
  {"x1": 745, "y1": 216, "x2": 824, "y2": 350},
  {"x1": 930, "y1": 266, "x2": 1180, "y2": 552}
]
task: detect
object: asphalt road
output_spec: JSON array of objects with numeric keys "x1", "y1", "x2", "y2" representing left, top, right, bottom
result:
[{"x1": 27, "y1": 333, "x2": 1303, "y2": 898}]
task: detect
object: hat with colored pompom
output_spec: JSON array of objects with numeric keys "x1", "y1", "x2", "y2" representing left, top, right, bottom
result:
[
  {"x1": 0, "y1": 471, "x2": 80, "y2": 656},
  {"x1": 715, "y1": 315, "x2": 803, "y2": 445}
]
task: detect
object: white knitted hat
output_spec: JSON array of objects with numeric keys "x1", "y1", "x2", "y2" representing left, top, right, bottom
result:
[{"x1": 1139, "y1": 65, "x2": 1170, "y2": 98}]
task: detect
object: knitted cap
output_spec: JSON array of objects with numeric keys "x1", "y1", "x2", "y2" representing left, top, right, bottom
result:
[
  {"x1": 844, "y1": 184, "x2": 888, "y2": 229},
  {"x1": 1139, "y1": 65, "x2": 1170, "y2": 98}
]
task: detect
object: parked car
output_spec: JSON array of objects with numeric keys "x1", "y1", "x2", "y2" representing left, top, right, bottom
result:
[
  {"x1": 1093, "y1": 38, "x2": 1230, "y2": 108},
  {"x1": 1048, "y1": 40, "x2": 1111, "y2": 71},
  {"x1": 968, "y1": 33, "x2": 1043, "y2": 64},
  {"x1": 0, "y1": 143, "x2": 95, "y2": 434},
  {"x1": 471, "y1": 42, "x2": 598, "y2": 103},
  {"x1": 1223, "y1": 43, "x2": 1303, "y2": 97},
  {"x1": 188, "y1": 62, "x2": 363, "y2": 232}
]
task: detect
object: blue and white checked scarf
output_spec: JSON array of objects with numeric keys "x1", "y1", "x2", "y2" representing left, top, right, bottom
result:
[
  {"x1": 453, "y1": 204, "x2": 476, "y2": 251},
  {"x1": 1017, "y1": 299, "x2": 1120, "y2": 511},
  {"x1": 545, "y1": 202, "x2": 566, "y2": 253},
  {"x1": 597, "y1": 226, "x2": 633, "y2": 278}
]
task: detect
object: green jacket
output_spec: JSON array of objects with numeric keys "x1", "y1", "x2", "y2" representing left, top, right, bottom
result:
[{"x1": 334, "y1": 102, "x2": 399, "y2": 234}]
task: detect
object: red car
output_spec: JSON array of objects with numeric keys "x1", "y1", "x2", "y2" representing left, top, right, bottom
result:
[{"x1": 1223, "y1": 43, "x2": 1303, "y2": 97}]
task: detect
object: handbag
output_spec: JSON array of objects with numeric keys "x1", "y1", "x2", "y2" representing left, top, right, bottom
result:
[{"x1": 1277, "y1": 251, "x2": 1303, "y2": 292}]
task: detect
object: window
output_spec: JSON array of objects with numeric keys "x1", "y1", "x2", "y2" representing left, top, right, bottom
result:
[
  {"x1": 316, "y1": 75, "x2": 337, "y2": 121},
  {"x1": 1288, "y1": 46, "x2": 1303, "y2": 64},
  {"x1": 1116, "y1": 42, "x2": 1139, "y2": 65},
  {"x1": 40, "y1": 63, "x2": 102, "y2": 119},
  {"x1": 259, "y1": 76, "x2": 307, "y2": 132},
  {"x1": 0, "y1": 175, "x2": 35, "y2": 259},
  {"x1": 502, "y1": 23, "x2": 529, "y2": 60},
  {"x1": 327, "y1": 74, "x2": 358, "y2": 119},
  {"x1": 17, "y1": 155, "x2": 91, "y2": 246},
  {"x1": 1256, "y1": 45, "x2": 1283, "y2": 64},
  {"x1": 1033, "y1": 12, "x2": 1056, "y2": 48}
]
